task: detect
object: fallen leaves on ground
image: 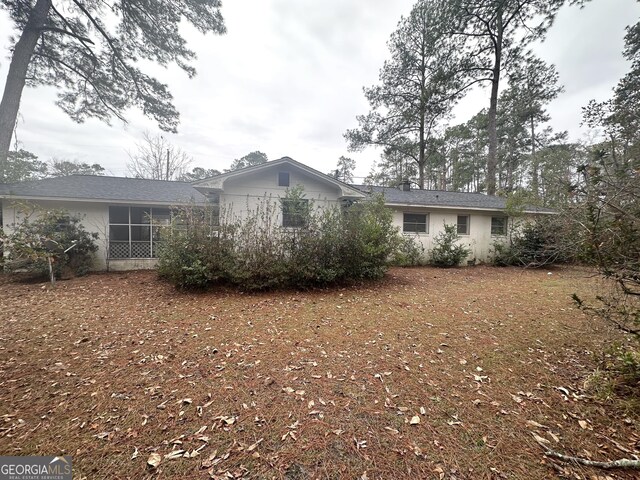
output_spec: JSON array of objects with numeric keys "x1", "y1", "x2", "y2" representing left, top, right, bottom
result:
[{"x1": 0, "y1": 266, "x2": 638, "y2": 479}]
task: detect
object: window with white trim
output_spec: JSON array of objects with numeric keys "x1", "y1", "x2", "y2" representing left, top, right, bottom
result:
[
  {"x1": 108, "y1": 206, "x2": 171, "y2": 259},
  {"x1": 457, "y1": 215, "x2": 470, "y2": 235},
  {"x1": 491, "y1": 216, "x2": 507, "y2": 236},
  {"x1": 403, "y1": 213, "x2": 428, "y2": 233}
]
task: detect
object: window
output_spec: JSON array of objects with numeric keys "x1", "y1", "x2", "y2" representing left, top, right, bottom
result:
[
  {"x1": 403, "y1": 213, "x2": 428, "y2": 233},
  {"x1": 282, "y1": 198, "x2": 308, "y2": 228},
  {"x1": 278, "y1": 172, "x2": 290, "y2": 187},
  {"x1": 457, "y1": 215, "x2": 470, "y2": 235},
  {"x1": 205, "y1": 192, "x2": 221, "y2": 226},
  {"x1": 108, "y1": 206, "x2": 171, "y2": 259},
  {"x1": 491, "y1": 216, "x2": 507, "y2": 236}
]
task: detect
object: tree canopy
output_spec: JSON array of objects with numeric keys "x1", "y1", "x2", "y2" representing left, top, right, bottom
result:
[
  {"x1": 0, "y1": 149, "x2": 106, "y2": 182},
  {"x1": 48, "y1": 158, "x2": 105, "y2": 177},
  {"x1": 226, "y1": 151, "x2": 269, "y2": 172},
  {"x1": 447, "y1": 0, "x2": 571, "y2": 194},
  {"x1": 349, "y1": 0, "x2": 585, "y2": 195},
  {"x1": 0, "y1": 0, "x2": 226, "y2": 164},
  {"x1": 330, "y1": 156, "x2": 356, "y2": 183},
  {"x1": 0, "y1": 149, "x2": 47, "y2": 183},
  {"x1": 178, "y1": 167, "x2": 222, "y2": 182},
  {"x1": 345, "y1": 0, "x2": 467, "y2": 189}
]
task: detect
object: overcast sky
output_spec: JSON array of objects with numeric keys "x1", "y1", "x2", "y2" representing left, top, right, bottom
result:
[{"x1": 1, "y1": 0, "x2": 639, "y2": 180}]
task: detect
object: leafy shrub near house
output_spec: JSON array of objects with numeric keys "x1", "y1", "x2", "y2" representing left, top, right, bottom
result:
[
  {"x1": 0, "y1": 205, "x2": 99, "y2": 278},
  {"x1": 157, "y1": 192, "x2": 400, "y2": 290},
  {"x1": 154, "y1": 205, "x2": 226, "y2": 289},
  {"x1": 390, "y1": 234, "x2": 426, "y2": 267},
  {"x1": 429, "y1": 224, "x2": 471, "y2": 267},
  {"x1": 491, "y1": 217, "x2": 570, "y2": 267}
]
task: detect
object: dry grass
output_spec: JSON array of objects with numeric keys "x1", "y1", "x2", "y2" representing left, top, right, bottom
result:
[{"x1": 0, "y1": 266, "x2": 638, "y2": 479}]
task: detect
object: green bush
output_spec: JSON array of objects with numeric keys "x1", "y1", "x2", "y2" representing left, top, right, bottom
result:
[
  {"x1": 390, "y1": 234, "x2": 426, "y2": 267},
  {"x1": 429, "y1": 224, "x2": 470, "y2": 267},
  {"x1": 157, "y1": 192, "x2": 400, "y2": 290},
  {"x1": 491, "y1": 218, "x2": 569, "y2": 267},
  {"x1": 0, "y1": 205, "x2": 99, "y2": 278},
  {"x1": 156, "y1": 204, "x2": 232, "y2": 288}
]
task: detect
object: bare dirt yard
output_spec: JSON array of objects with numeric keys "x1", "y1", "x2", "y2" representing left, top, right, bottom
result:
[{"x1": 0, "y1": 266, "x2": 638, "y2": 479}]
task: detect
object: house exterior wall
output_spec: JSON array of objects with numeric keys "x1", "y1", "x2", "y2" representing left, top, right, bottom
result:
[
  {"x1": 390, "y1": 207, "x2": 509, "y2": 263},
  {"x1": 0, "y1": 199, "x2": 160, "y2": 272},
  {"x1": 1, "y1": 197, "x2": 514, "y2": 271},
  {"x1": 219, "y1": 166, "x2": 343, "y2": 223},
  {"x1": 0, "y1": 168, "x2": 347, "y2": 273},
  {"x1": 0, "y1": 168, "x2": 347, "y2": 272},
  {"x1": 1, "y1": 162, "x2": 528, "y2": 272}
]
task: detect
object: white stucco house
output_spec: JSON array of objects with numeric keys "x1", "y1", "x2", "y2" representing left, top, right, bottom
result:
[{"x1": 0, "y1": 157, "x2": 553, "y2": 270}]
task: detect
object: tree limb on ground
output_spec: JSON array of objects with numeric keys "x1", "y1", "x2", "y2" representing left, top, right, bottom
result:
[{"x1": 544, "y1": 449, "x2": 640, "y2": 470}]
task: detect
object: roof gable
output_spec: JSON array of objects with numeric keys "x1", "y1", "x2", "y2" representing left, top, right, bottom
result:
[{"x1": 192, "y1": 157, "x2": 366, "y2": 199}]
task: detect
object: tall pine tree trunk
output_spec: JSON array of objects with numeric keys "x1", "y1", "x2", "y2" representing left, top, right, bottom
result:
[
  {"x1": 506, "y1": 157, "x2": 514, "y2": 192},
  {"x1": 530, "y1": 114, "x2": 539, "y2": 197},
  {"x1": 486, "y1": 13, "x2": 503, "y2": 196},
  {"x1": 418, "y1": 107, "x2": 426, "y2": 190},
  {"x1": 418, "y1": 147, "x2": 425, "y2": 189},
  {"x1": 417, "y1": 44, "x2": 427, "y2": 191},
  {"x1": 0, "y1": 0, "x2": 51, "y2": 164}
]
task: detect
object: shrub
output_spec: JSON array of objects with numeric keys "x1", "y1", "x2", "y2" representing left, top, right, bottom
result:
[
  {"x1": 491, "y1": 217, "x2": 570, "y2": 267},
  {"x1": 157, "y1": 191, "x2": 400, "y2": 290},
  {"x1": 390, "y1": 234, "x2": 426, "y2": 267},
  {"x1": 0, "y1": 204, "x2": 99, "y2": 278},
  {"x1": 429, "y1": 224, "x2": 470, "y2": 267},
  {"x1": 339, "y1": 195, "x2": 400, "y2": 280},
  {"x1": 156, "y1": 204, "x2": 232, "y2": 288}
]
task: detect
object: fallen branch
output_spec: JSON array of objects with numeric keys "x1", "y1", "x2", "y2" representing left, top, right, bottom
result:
[{"x1": 544, "y1": 449, "x2": 640, "y2": 470}]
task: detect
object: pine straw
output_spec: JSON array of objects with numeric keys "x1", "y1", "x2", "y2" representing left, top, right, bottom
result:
[{"x1": 0, "y1": 266, "x2": 638, "y2": 479}]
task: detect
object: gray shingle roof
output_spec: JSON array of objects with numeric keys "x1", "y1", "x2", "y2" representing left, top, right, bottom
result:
[
  {"x1": 352, "y1": 185, "x2": 555, "y2": 213},
  {"x1": 0, "y1": 175, "x2": 206, "y2": 204},
  {"x1": 0, "y1": 175, "x2": 554, "y2": 213}
]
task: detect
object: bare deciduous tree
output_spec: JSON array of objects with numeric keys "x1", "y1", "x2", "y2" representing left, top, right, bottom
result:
[{"x1": 126, "y1": 132, "x2": 192, "y2": 181}]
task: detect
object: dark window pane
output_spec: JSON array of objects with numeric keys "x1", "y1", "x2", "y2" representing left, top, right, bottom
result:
[
  {"x1": 109, "y1": 225, "x2": 129, "y2": 241},
  {"x1": 404, "y1": 223, "x2": 422, "y2": 233},
  {"x1": 491, "y1": 217, "x2": 507, "y2": 235},
  {"x1": 457, "y1": 215, "x2": 469, "y2": 235},
  {"x1": 278, "y1": 172, "x2": 290, "y2": 187},
  {"x1": 403, "y1": 213, "x2": 427, "y2": 233},
  {"x1": 131, "y1": 225, "x2": 151, "y2": 241},
  {"x1": 109, "y1": 206, "x2": 129, "y2": 224},
  {"x1": 130, "y1": 207, "x2": 151, "y2": 224},
  {"x1": 404, "y1": 213, "x2": 424, "y2": 223}
]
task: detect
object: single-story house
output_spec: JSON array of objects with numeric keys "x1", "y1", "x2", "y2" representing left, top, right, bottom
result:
[{"x1": 0, "y1": 157, "x2": 553, "y2": 270}]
